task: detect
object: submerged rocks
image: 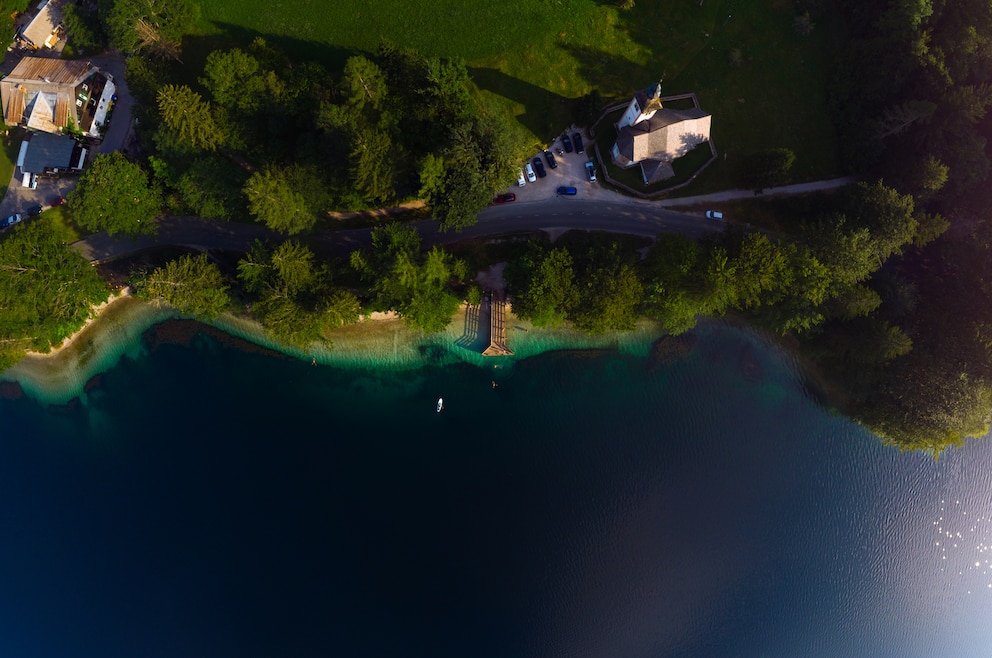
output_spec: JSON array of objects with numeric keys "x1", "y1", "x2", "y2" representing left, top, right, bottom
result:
[{"x1": 648, "y1": 333, "x2": 698, "y2": 369}]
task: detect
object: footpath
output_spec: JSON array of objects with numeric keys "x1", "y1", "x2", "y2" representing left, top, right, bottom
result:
[{"x1": 654, "y1": 177, "x2": 856, "y2": 208}]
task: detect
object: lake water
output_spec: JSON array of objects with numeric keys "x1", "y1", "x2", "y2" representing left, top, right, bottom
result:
[{"x1": 1, "y1": 320, "x2": 991, "y2": 657}]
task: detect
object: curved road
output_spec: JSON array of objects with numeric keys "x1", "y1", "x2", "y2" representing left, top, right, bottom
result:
[{"x1": 73, "y1": 200, "x2": 723, "y2": 263}]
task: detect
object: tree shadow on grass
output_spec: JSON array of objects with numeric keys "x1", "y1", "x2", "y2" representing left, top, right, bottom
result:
[
  {"x1": 468, "y1": 67, "x2": 573, "y2": 141},
  {"x1": 557, "y1": 44, "x2": 656, "y2": 99},
  {"x1": 182, "y1": 23, "x2": 357, "y2": 82}
]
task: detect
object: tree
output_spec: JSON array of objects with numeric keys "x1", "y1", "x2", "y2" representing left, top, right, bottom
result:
[
  {"x1": 351, "y1": 129, "x2": 396, "y2": 205},
  {"x1": 572, "y1": 260, "x2": 643, "y2": 334},
  {"x1": 62, "y1": 2, "x2": 106, "y2": 53},
  {"x1": 342, "y1": 55, "x2": 388, "y2": 115},
  {"x1": 270, "y1": 240, "x2": 316, "y2": 296},
  {"x1": 200, "y1": 48, "x2": 266, "y2": 111},
  {"x1": 872, "y1": 100, "x2": 936, "y2": 139},
  {"x1": 732, "y1": 233, "x2": 794, "y2": 309},
  {"x1": 157, "y1": 85, "x2": 224, "y2": 151},
  {"x1": 512, "y1": 248, "x2": 580, "y2": 328},
  {"x1": 742, "y1": 148, "x2": 795, "y2": 189},
  {"x1": 0, "y1": 220, "x2": 108, "y2": 367},
  {"x1": 244, "y1": 171, "x2": 315, "y2": 234},
  {"x1": 103, "y1": 0, "x2": 199, "y2": 58},
  {"x1": 141, "y1": 253, "x2": 230, "y2": 319},
  {"x1": 641, "y1": 233, "x2": 714, "y2": 334},
  {"x1": 67, "y1": 152, "x2": 161, "y2": 236}
]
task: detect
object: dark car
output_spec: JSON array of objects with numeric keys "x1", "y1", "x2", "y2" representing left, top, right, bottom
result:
[
  {"x1": 27, "y1": 205, "x2": 43, "y2": 216},
  {"x1": 561, "y1": 133, "x2": 573, "y2": 153},
  {"x1": 493, "y1": 193, "x2": 517, "y2": 204},
  {"x1": 556, "y1": 186, "x2": 577, "y2": 196},
  {"x1": 50, "y1": 195, "x2": 66, "y2": 206},
  {"x1": 544, "y1": 150, "x2": 558, "y2": 169},
  {"x1": 532, "y1": 157, "x2": 546, "y2": 178},
  {"x1": 573, "y1": 132, "x2": 584, "y2": 154}
]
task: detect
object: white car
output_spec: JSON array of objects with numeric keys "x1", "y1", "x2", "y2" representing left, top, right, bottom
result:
[
  {"x1": 517, "y1": 169, "x2": 526, "y2": 187},
  {"x1": 524, "y1": 162, "x2": 536, "y2": 183},
  {"x1": 705, "y1": 210, "x2": 724, "y2": 220}
]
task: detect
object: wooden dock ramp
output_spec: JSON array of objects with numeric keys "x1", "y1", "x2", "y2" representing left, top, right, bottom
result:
[{"x1": 482, "y1": 291, "x2": 513, "y2": 356}]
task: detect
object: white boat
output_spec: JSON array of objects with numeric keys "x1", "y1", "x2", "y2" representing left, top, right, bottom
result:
[{"x1": 436, "y1": 398, "x2": 444, "y2": 413}]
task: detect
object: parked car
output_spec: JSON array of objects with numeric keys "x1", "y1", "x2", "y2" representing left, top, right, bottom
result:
[
  {"x1": 517, "y1": 169, "x2": 527, "y2": 187},
  {"x1": 573, "y1": 132, "x2": 584, "y2": 154},
  {"x1": 556, "y1": 186, "x2": 577, "y2": 196},
  {"x1": 50, "y1": 195, "x2": 66, "y2": 206},
  {"x1": 2, "y1": 213, "x2": 23, "y2": 228},
  {"x1": 525, "y1": 162, "x2": 537, "y2": 183},
  {"x1": 493, "y1": 193, "x2": 516, "y2": 204},
  {"x1": 561, "y1": 133, "x2": 573, "y2": 153},
  {"x1": 27, "y1": 204, "x2": 42, "y2": 216},
  {"x1": 532, "y1": 157, "x2": 546, "y2": 178},
  {"x1": 706, "y1": 210, "x2": 724, "y2": 219},
  {"x1": 544, "y1": 150, "x2": 558, "y2": 169},
  {"x1": 585, "y1": 161, "x2": 597, "y2": 182}
]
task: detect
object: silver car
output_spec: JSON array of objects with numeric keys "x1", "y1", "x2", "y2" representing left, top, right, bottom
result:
[{"x1": 525, "y1": 162, "x2": 536, "y2": 183}]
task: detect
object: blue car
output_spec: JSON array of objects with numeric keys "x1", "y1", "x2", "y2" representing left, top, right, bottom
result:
[
  {"x1": 556, "y1": 186, "x2": 577, "y2": 196},
  {"x1": 2, "y1": 213, "x2": 23, "y2": 228}
]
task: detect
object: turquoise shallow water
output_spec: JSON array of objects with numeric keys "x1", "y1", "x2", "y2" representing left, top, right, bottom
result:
[{"x1": 1, "y1": 320, "x2": 991, "y2": 657}]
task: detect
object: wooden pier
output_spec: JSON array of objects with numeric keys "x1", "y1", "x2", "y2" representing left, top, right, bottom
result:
[{"x1": 482, "y1": 291, "x2": 513, "y2": 356}]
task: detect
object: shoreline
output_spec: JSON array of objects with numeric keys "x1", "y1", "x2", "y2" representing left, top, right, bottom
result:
[
  {"x1": 1, "y1": 293, "x2": 847, "y2": 414},
  {"x1": 23, "y1": 288, "x2": 133, "y2": 359},
  {"x1": 0, "y1": 294, "x2": 670, "y2": 404}
]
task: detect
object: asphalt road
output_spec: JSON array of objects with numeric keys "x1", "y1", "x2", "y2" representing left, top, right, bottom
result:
[{"x1": 73, "y1": 200, "x2": 723, "y2": 263}]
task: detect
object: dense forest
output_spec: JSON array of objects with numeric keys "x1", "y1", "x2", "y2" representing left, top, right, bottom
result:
[{"x1": 2, "y1": 0, "x2": 992, "y2": 452}]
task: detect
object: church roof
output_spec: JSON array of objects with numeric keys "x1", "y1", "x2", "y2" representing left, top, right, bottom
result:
[{"x1": 614, "y1": 107, "x2": 711, "y2": 166}]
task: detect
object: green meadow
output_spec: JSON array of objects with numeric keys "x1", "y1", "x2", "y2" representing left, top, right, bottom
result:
[{"x1": 194, "y1": 0, "x2": 841, "y2": 188}]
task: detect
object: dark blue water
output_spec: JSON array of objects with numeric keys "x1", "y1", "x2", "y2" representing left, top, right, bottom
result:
[{"x1": 2, "y1": 322, "x2": 991, "y2": 657}]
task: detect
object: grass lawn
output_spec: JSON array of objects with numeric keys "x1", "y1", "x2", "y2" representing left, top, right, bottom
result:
[
  {"x1": 192, "y1": 0, "x2": 842, "y2": 185},
  {"x1": 0, "y1": 127, "x2": 22, "y2": 200},
  {"x1": 41, "y1": 206, "x2": 83, "y2": 243}
]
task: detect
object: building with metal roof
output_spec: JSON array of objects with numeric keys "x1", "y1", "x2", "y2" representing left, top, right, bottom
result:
[{"x1": 0, "y1": 56, "x2": 115, "y2": 138}]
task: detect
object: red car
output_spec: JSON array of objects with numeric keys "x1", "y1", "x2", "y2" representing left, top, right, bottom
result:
[
  {"x1": 493, "y1": 193, "x2": 516, "y2": 204},
  {"x1": 50, "y1": 196, "x2": 66, "y2": 206}
]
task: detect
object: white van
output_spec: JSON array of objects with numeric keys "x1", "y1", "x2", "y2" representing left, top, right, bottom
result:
[{"x1": 22, "y1": 171, "x2": 31, "y2": 188}]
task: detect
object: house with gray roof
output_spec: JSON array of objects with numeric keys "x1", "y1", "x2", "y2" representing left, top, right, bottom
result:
[
  {"x1": 610, "y1": 81, "x2": 712, "y2": 184},
  {"x1": 20, "y1": 132, "x2": 86, "y2": 176}
]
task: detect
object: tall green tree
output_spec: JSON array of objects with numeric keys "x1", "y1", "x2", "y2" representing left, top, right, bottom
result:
[
  {"x1": 67, "y1": 152, "x2": 161, "y2": 236},
  {"x1": 200, "y1": 48, "x2": 266, "y2": 111},
  {"x1": 141, "y1": 253, "x2": 230, "y2": 319},
  {"x1": 243, "y1": 171, "x2": 315, "y2": 235},
  {"x1": 512, "y1": 248, "x2": 579, "y2": 328},
  {"x1": 157, "y1": 84, "x2": 224, "y2": 151}
]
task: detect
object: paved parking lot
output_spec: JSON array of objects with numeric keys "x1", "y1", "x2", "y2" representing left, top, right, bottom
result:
[{"x1": 507, "y1": 128, "x2": 620, "y2": 204}]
